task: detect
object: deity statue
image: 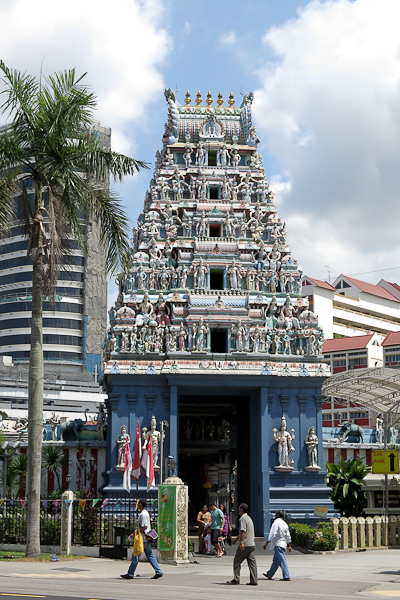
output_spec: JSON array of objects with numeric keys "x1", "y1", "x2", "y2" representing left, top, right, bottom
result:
[
  {"x1": 268, "y1": 241, "x2": 281, "y2": 265},
  {"x1": 153, "y1": 326, "x2": 164, "y2": 353},
  {"x1": 130, "y1": 326, "x2": 138, "y2": 352},
  {"x1": 273, "y1": 416, "x2": 295, "y2": 469},
  {"x1": 192, "y1": 257, "x2": 209, "y2": 289},
  {"x1": 282, "y1": 334, "x2": 292, "y2": 355},
  {"x1": 183, "y1": 144, "x2": 192, "y2": 168},
  {"x1": 305, "y1": 426, "x2": 318, "y2": 468},
  {"x1": 177, "y1": 264, "x2": 188, "y2": 287},
  {"x1": 272, "y1": 331, "x2": 281, "y2": 354},
  {"x1": 376, "y1": 413, "x2": 384, "y2": 444},
  {"x1": 50, "y1": 410, "x2": 60, "y2": 441},
  {"x1": 193, "y1": 317, "x2": 209, "y2": 352},
  {"x1": 224, "y1": 212, "x2": 233, "y2": 237},
  {"x1": 165, "y1": 326, "x2": 177, "y2": 353},
  {"x1": 208, "y1": 420, "x2": 215, "y2": 440},
  {"x1": 136, "y1": 291, "x2": 154, "y2": 326},
  {"x1": 116, "y1": 425, "x2": 130, "y2": 470},
  {"x1": 280, "y1": 295, "x2": 299, "y2": 331},
  {"x1": 96, "y1": 403, "x2": 106, "y2": 441},
  {"x1": 195, "y1": 210, "x2": 207, "y2": 237},
  {"x1": 121, "y1": 329, "x2": 129, "y2": 352},
  {"x1": 250, "y1": 325, "x2": 262, "y2": 353},
  {"x1": 178, "y1": 323, "x2": 188, "y2": 351},
  {"x1": 220, "y1": 143, "x2": 230, "y2": 167},
  {"x1": 246, "y1": 269, "x2": 256, "y2": 291},
  {"x1": 264, "y1": 296, "x2": 278, "y2": 330},
  {"x1": 227, "y1": 258, "x2": 243, "y2": 289},
  {"x1": 196, "y1": 141, "x2": 206, "y2": 167},
  {"x1": 231, "y1": 147, "x2": 240, "y2": 169},
  {"x1": 231, "y1": 318, "x2": 247, "y2": 352},
  {"x1": 221, "y1": 174, "x2": 231, "y2": 200},
  {"x1": 142, "y1": 415, "x2": 164, "y2": 468},
  {"x1": 136, "y1": 266, "x2": 147, "y2": 290},
  {"x1": 155, "y1": 292, "x2": 170, "y2": 326},
  {"x1": 110, "y1": 332, "x2": 117, "y2": 353}
]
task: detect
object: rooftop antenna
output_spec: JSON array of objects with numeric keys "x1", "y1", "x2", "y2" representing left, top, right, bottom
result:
[{"x1": 325, "y1": 265, "x2": 334, "y2": 284}]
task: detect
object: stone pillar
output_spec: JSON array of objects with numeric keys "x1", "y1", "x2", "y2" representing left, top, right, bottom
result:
[
  {"x1": 107, "y1": 393, "x2": 120, "y2": 469},
  {"x1": 366, "y1": 517, "x2": 374, "y2": 547},
  {"x1": 339, "y1": 517, "x2": 348, "y2": 550},
  {"x1": 381, "y1": 515, "x2": 388, "y2": 546},
  {"x1": 314, "y1": 395, "x2": 324, "y2": 465},
  {"x1": 297, "y1": 395, "x2": 308, "y2": 470},
  {"x1": 128, "y1": 393, "x2": 138, "y2": 439},
  {"x1": 389, "y1": 515, "x2": 397, "y2": 546},
  {"x1": 330, "y1": 517, "x2": 340, "y2": 550},
  {"x1": 169, "y1": 386, "x2": 178, "y2": 470},
  {"x1": 261, "y1": 387, "x2": 270, "y2": 537},
  {"x1": 158, "y1": 475, "x2": 189, "y2": 565},
  {"x1": 357, "y1": 517, "x2": 365, "y2": 549},
  {"x1": 60, "y1": 490, "x2": 74, "y2": 555},
  {"x1": 349, "y1": 517, "x2": 357, "y2": 549},
  {"x1": 374, "y1": 516, "x2": 382, "y2": 547}
]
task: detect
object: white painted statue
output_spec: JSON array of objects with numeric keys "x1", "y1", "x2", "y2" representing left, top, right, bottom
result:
[{"x1": 273, "y1": 416, "x2": 295, "y2": 468}]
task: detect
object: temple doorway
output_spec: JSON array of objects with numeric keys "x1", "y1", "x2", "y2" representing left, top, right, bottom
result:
[{"x1": 178, "y1": 394, "x2": 251, "y2": 532}]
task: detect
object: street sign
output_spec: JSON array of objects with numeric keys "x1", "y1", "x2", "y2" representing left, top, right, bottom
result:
[{"x1": 371, "y1": 449, "x2": 400, "y2": 474}]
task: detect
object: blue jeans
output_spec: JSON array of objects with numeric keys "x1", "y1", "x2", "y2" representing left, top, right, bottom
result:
[
  {"x1": 128, "y1": 539, "x2": 162, "y2": 577},
  {"x1": 267, "y1": 546, "x2": 290, "y2": 579}
]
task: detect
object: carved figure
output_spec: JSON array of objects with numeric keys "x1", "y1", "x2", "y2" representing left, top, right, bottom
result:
[
  {"x1": 193, "y1": 317, "x2": 209, "y2": 352},
  {"x1": 116, "y1": 424, "x2": 130, "y2": 469},
  {"x1": 338, "y1": 414, "x2": 364, "y2": 443},
  {"x1": 250, "y1": 325, "x2": 262, "y2": 353},
  {"x1": 231, "y1": 318, "x2": 247, "y2": 352},
  {"x1": 305, "y1": 426, "x2": 318, "y2": 467},
  {"x1": 227, "y1": 258, "x2": 243, "y2": 289},
  {"x1": 272, "y1": 416, "x2": 295, "y2": 468},
  {"x1": 376, "y1": 414, "x2": 384, "y2": 443},
  {"x1": 178, "y1": 323, "x2": 188, "y2": 351},
  {"x1": 50, "y1": 410, "x2": 60, "y2": 441},
  {"x1": 192, "y1": 257, "x2": 209, "y2": 288},
  {"x1": 142, "y1": 415, "x2": 164, "y2": 467},
  {"x1": 155, "y1": 292, "x2": 170, "y2": 326},
  {"x1": 58, "y1": 409, "x2": 89, "y2": 441},
  {"x1": 96, "y1": 403, "x2": 106, "y2": 441},
  {"x1": 196, "y1": 141, "x2": 206, "y2": 167}
]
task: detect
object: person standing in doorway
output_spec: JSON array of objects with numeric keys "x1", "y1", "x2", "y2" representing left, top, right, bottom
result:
[
  {"x1": 263, "y1": 510, "x2": 292, "y2": 581},
  {"x1": 121, "y1": 498, "x2": 163, "y2": 580},
  {"x1": 227, "y1": 503, "x2": 258, "y2": 586},
  {"x1": 210, "y1": 502, "x2": 225, "y2": 558}
]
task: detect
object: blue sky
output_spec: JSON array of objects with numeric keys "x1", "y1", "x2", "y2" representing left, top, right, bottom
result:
[{"x1": 2, "y1": 0, "x2": 400, "y2": 300}]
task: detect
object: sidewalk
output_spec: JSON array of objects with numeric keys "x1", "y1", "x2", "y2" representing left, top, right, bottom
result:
[{"x1": 1, "y1": 543, "x2": 400, "y2": 599}]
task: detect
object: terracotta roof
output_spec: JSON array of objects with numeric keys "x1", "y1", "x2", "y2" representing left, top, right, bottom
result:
[
  {"x1": 382, "y1": 331, "x2": 400, "y2": 347},
  {"x1": 303, "y1": 277, "x2": 336, "y2": 291},
  {"x1": 344, "y1": 276, "x2": 399, "y2": 302},
  {"x1": 323, "y1": 334, "x2": 374, "y2": 353}
]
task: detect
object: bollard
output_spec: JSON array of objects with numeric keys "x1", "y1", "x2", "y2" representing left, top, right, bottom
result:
[
  {"x1": 366, "y1": 517, "x2": 374, "y2": 547},
  {"x1": 349, "y1": 517, "x2": 357, "y2": 549},
  {"x1": 330, "y1": 517, "x2": 340, "y2": 550},
  {"x1": 60, "y1": 490, "x2": 74, "y2": 556},
  {"x1": 374, "y1": 516, "x2": 382, "y2": 547},
  {"x1": 389, "y1": 515, "x2": 397, "y2": 546},
  {"x1": 357, "y1": 517, "x2": 365, "y2": 549},
  {"x1": 340, "y1": 517, "x2": 349, "y2": 550},
  {"x1": 381, "y1": 516, "x2": 388, "y2": 546}
]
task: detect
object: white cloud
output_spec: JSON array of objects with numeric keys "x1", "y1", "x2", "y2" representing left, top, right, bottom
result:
[
  {"x1": 0, "y1": 0, "x2": 172, "y2": 155},
  {"x1": 219, "y1": 31, "x2": 237, "y2": 46},
  {"x1": 184, "y1": 21, "x2": 192, "y2": 34},
  {"x1": 253, "y1": 0, "x2": 400, "y2": 284}
]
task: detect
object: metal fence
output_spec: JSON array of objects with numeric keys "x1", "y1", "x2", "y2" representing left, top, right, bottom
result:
[
  {"x1": 71, "y1": 494, "x2": 158, "y2": 553},
  {"x1": 0, "y1": 499, "x2": 61, "y2": 545}
]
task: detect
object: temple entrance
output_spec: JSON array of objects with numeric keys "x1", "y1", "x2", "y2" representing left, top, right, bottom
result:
[{"x1": 178, "y1": 395, "x2": 251, "y2": 532}]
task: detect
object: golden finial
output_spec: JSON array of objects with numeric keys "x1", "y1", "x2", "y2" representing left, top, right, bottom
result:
[
  {"x1": 185, "y1": 90, "x2": 191, "y2": 105},
  {"x1": 206, "y1": 90, "x2": 213, "y2": 106},
  {"x1": 217, "y1": 91, "x2": 223, "y2": 106},
  {"x1": 195, "y1": 90, "x2": 202, "y2": 106},
  {"x1": 228, "y1": 91, "x2": 235, "y2": 107}
]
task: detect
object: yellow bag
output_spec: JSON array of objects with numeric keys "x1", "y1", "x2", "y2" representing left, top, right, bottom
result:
[{"x1": 133, "y1": 530, "x2": 144, "y2": 556}]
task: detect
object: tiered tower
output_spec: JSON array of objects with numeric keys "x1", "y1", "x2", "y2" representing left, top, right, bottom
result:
[{"x1": 106, "y1": 89, "x2": 325, "y2": 368}]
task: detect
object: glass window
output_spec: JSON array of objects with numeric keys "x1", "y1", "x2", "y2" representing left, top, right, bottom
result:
[{"x1": 0, "y1": 317, "x2": 82, "y2": 330}]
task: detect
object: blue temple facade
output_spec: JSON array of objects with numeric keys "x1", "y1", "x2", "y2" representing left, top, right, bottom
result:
[{"x1": 103, "y1": 89, "x2": 333, "y2": 535}]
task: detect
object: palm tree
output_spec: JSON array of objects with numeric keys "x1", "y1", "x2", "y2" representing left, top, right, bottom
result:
[
  {"x1": 11, "y1": 453, "x2": 29, "y2": 497},
  {"x1": 0, "y1": 63, "x2": 147, "y2": 555},
  {"x1": 42, "y1": 445, "x2": 67, "y2": 491}
]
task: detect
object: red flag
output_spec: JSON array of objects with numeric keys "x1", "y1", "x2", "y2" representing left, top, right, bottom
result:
[
  {"x1": 123, "y1": 438, "x2": 132, "y2": 493},
  {"x1": 141, "y1": 434, "x2": 155, "y2": 491},
  {"x1": 132, "y1": 421, "x2": 142, "y2": 480}
]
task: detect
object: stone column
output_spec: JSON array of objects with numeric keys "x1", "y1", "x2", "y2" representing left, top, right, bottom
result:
[
  {"x1": 127, "y1": 393, "x2": 138, "y2": 439},
  {"x1": 107, "y1": 393, "x2": 120, "y2": 469},
  {"x1": 389, "y1": 515, "x2": 397, "y2": 546},
  {"x1": 357, "y1": 517, "x2": 365, "y2": 549},
  {"x1": 60, "y1": 490, "x2": 74, "y2": 555},
  {"x1": 297, "y1": 395, "x2": 308, "y2": 470},
  {"x1": 374, "y1": 516, "x2": 382, "y2": 547},
  {"x1": 349, "y1": 516, "x2": 357, "y2": 549},
  {"x1": 366, "y1": 517, "x2": 374, "y2": 547},
  {"x1": 339, "y1": 517, "x2": 348, "y2": 550},
  {"x1": 314, "y1": 395, "x2": 324, "y2": 465},
  {"x1": 169, "y1": 386, "x2": 178, "y2": 470},
  {"x1": 330, "y1": 517, "x2": 340, "y2": 550},
  {"x1": 381, "y1": 515, "x2": 388, "y2": 546},
  {"x1": 158, "y1": 475, "x2": 189, "y2": 565},
  {"x1": 260, "y1": 387, "x2": 270, "y2": 537}
]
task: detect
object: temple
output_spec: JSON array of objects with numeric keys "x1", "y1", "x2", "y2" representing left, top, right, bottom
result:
[{"x1": 103, "y1": 89, "x2": 332, "y2": 535}]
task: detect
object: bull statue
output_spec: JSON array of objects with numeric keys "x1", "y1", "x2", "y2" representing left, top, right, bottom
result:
[
  {"x1": 338, "y1": 414, "x2": 364, "y2": 443},
  {"x1": 57, "y1": 409, "x2": 90, "y2": 441}
]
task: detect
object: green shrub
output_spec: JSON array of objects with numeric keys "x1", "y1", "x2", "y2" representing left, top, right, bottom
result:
[
  {"x1": 188, "y1": 537, "x2": 194, "y2": 552},
  {"x1": 288, "y1": 521, "x2": 338, "y2": 551},
  {"x1": 312, "y1": 527, "x2": 337, "y2": 551}
]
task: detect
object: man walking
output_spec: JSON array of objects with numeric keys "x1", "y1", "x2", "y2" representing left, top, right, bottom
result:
[
  {"x1": 121, "y1": 498, "x2": 163, "y2": 580},
  {"x1": 210, "y1": 502, "x2": 225, "y2": 558},
  {"x1": 263, "y1": 509, "x2": 292, "y2": 581},
  {"x1": 227, "y1": 503, "x2": 257, "y2": 586}
]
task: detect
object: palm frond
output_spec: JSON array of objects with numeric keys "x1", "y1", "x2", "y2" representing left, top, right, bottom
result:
[
  {"x1": 0, "y1": 174, "x2": 18, "y2": 236},
  {"x1": 0, "y1": 60, "x2": 39, "y2": 130},
  {"x1": 79, "y1": 143, "x2": 149, "y2": 183}
]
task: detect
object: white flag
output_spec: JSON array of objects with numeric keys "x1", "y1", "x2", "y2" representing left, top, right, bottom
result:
[{"x1": 123, "y1": 439, "x2": 132, "y2": 493}]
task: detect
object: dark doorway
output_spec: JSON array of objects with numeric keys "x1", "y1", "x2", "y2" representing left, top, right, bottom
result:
[
  {"x1": 209, "y1": 223, "x2": 221, "y2": 237},
  {"x1": 209, "y1": 186, "x2": 219, "y2": 199},
  {"x1": 208, "y1": 152, "x2": 217, "y2": 167},
  {"x1": 211, "y1": 329, "x2": 226, "y2": 353},
  {"x1": 210, "y1": 269, "x2": 224, "y2": 289},
  {"x1": 178, "y1": 394, "x2": 251, "y2": 534}
]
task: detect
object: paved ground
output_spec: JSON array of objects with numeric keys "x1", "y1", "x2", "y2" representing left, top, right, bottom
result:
[{"x1": 2, "y1": 543, "x2": 400, "y2": 599}]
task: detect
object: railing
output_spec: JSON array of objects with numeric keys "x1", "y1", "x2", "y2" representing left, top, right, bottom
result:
[
  {"x1": 0, "y1": 499, "x2": 61, "y2": 545},
  {"x1": 330, "y1": 516, "x2": 400, "y2": 549},
  {"x1": 71, "y1": 494, "x2": 158, "y2": 548}
]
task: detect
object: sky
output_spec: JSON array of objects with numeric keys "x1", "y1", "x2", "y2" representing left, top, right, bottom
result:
[{"x1": 1, "y1": 0, "x2": 400, "y2": 307}]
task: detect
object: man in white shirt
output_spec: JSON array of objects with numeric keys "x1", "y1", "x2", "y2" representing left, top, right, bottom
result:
[
  {"x1": 263, "y1": 510, "x2": 292, "y2": 581},
  {"x1": 121, "y1": 498, "x2": 163, "y2": 580}
]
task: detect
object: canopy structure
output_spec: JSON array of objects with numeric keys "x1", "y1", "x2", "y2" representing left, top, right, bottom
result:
[{"x1": 322, "y1": 367, "x2": 400, "y2": 423}]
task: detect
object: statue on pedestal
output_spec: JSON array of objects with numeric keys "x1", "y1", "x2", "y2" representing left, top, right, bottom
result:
[
  {"x1": 376, "y1": 413, "x2": 384, "y2": 443},
  {"x1": 305, "y1": 426, "x2": 320, "y2": 471},
  {"x1": 143, "y1": 415, "x2": 164, "y2": 468},
  {"x1": 231, "y1": 318, "x2": 247, "y2": 352},
  {"x1": 116, "y1": 425, "x2": 130, "y2": 470},
  {"x1": 50, "y1": 410, "x2": 60, "y2": 441},
  {"x1": 273, "y1": 416, "x2": 295, "y2": 471},
  {"x1": 96, "y1": 403, "x2": 107, "y2": 441},
  {"x1": 193, "y1": 317, "x2": 209, "y2": 352}
]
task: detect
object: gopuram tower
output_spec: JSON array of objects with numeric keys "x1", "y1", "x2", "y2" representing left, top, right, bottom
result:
[{"x1": 103, "y1": 89, "x2": 332, "y2": 535}]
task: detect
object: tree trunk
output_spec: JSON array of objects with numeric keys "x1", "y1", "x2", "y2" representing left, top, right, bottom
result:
[{"x1": 26, "y1": 247, "x2": 44, "y2": 556}]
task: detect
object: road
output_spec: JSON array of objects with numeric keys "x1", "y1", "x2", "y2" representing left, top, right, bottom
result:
[{"x1": 1, "y1": 543, "x2": 400, "y2": 599}]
